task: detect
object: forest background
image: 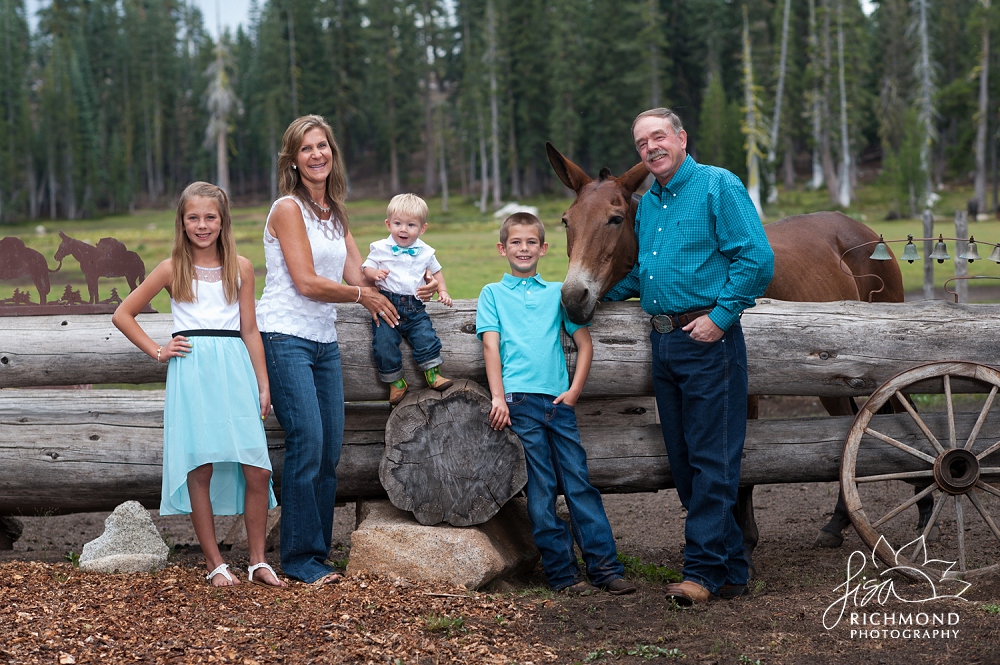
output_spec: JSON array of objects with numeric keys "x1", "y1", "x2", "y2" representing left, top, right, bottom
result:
[{"x1": 1, "y1": 0, "x2": 999, "y2": 224}]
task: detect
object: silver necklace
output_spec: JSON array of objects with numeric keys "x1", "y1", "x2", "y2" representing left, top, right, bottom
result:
[{"x1": 308, "y1": 197, "x2": 331, "y2": 214}]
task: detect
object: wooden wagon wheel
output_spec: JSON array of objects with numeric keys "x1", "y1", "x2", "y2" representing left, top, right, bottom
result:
[{"x1": 841, "y1": 361, "x2": 1000, "y2": 580}]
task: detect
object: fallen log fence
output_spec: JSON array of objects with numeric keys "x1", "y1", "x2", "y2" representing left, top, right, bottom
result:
[{"x1": 2, "y1": 298, "x2": 1000, "y2": 516}]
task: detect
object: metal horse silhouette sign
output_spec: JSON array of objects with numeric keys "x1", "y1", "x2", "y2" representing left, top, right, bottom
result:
[{"x1": 0, "y1": 233, "x2": 153, "y2": 316}]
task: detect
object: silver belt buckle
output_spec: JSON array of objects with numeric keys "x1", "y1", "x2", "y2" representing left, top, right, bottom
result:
[{"x1": 651, "y1": 315, "x2": 674, "y2": 333}]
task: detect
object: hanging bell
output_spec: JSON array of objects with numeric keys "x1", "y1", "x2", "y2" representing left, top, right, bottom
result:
[
  {"x1": 900, "y1": 235, "x2": 920, "y2": 263},
  {"x1": 988, "y1": 244, "x2": 1000, "y2": 264},
  {"x1": 960, "y1": 236, "x2": 982, "y2": 263},
  {"x1": 869, "y1": 235, "x2": 893, "y2": 261},
  {"x1": 928, "y1": 235, "x2": 950, "y2": 263}
]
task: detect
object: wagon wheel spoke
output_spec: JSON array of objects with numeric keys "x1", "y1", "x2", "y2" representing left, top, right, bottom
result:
[
  {"x1": 895, "y1": 390, "x2": 946, "y2": 455},
  {"x1": 872, "y1": 483, "x2": 937, "y2": 529},
  {"x1": 976, "y1": 480, "x2": 1000, "y2": 499},
  {"x1": 856, "y1": 470, "x2": 935, "y2": 483},
  {"x1": 964, "y1": 386, "x2": 998, "y2": 450},
  {"x1": 912, "y1": 491, "x2": 949, "y2": 560},
  {"x1": 976, "y1": 439, "x2": 1000, "y2": 462},
  {"x1": 864, "y1": 426, "x2": 937, "y2": 465},
  {"x1": 967, "y1": 489, "x2": 1000, "y2": 544},
  {"x1": 955, "y1": 495, "x2": 967, "y2": 573},
  {"x1": 944, "y1": 374, "x2": 957, "y2": 449}
]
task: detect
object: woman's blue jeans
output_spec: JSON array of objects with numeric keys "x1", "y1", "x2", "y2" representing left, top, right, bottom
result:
[
  {"x1": 650, "y1": 324, "x2": 749, "y2": 595},
  {"x1": 507, "y1": 393, "x2": 624, "y2": 590},
  {"x1": 261, "y1": 332, "x2": 344, "y2": 583}
]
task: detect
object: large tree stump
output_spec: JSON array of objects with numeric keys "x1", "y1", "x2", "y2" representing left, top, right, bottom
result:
[{"x1": 379, "y1": 379, "x2": 526, "y2": 527}]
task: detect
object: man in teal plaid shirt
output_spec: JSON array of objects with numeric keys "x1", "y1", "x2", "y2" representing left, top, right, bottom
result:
[{"x1": 605, "y1": 108, "x2": 774, "y2": 605}]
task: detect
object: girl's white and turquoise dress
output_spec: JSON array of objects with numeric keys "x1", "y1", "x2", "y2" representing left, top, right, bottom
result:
[{"x1": 160, "y1": 265, "x2": 277, "y2": 515}]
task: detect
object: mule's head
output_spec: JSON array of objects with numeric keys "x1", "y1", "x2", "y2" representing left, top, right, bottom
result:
[
  {"x1": 546, "y1": 142, "x2": 648, "y2": 324},
  {"x1": 53, "y1": 232, "x2": 71, "y2": 265}
]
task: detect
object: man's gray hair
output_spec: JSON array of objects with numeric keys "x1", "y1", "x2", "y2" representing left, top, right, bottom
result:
[{"x1": 632, "y1": 108, "x2": 685, "y2": 138}]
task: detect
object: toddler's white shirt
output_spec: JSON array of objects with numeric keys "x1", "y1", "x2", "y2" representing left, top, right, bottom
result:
[{"x1": 363, "y1": 236, "x2": 442, "y2": 297}]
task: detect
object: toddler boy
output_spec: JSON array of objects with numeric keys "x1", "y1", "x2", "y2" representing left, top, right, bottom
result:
[
  {"x1": 476, "y1": 212, "x2": 635, "y2": 595},
  {"x1": 362, "y1": 193, "x2": 452, "y2": 405}
]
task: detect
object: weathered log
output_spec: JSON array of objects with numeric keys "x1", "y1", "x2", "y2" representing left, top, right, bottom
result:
[
  {"x1": 380, "y1": 380, "x2": 526, "y2": 527},
  {"x1": 4, "y1": 389, "x2": 999, "y2": 515},
  {"x1": 2, "y1": 300, "x2": 999, "y2": 397}
]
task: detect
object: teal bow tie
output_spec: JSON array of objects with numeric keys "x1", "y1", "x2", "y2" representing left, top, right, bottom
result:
[{"x1": 391, "y1": 244, "x2": 420, "y2": 256}]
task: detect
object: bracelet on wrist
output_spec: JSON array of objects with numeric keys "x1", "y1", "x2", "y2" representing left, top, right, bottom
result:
[
  {"x1": 156, "y1": 346, "x2": 163, "y2": 363},
  {"x1": 355, "y1": 286, "x2": 362, "y2": 303}
]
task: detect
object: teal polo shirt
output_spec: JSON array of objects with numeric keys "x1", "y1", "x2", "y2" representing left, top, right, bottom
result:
[{"x1": 476, "y1": 273, "x2": 586, "y2": 397}]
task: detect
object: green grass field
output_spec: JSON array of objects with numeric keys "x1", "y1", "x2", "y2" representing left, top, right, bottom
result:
[{"x1": 3, "y1": 182, "x2": 1000, "y2": 313}]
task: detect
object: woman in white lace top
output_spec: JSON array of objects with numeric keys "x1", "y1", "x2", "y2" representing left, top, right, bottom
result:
[{"x1": 257, "y1": 115, "x2": 435, "y2": 584}]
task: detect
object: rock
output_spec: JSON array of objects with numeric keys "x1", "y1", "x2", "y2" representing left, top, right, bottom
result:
[
  {"x1": 79, "y1": 501, "x2": 170, "y2": 573},
  {"x1": 0, "y1": 516, "x2": 23, "y2": 549},
  {"x1": 492, "y1": 202, "x2": 539, "y2": 219},
  {"x1": 348, "y1": 498, "x2": 539, "y2": 589},
  {"x1": 220, "y1": 506, "x2": 282, "y2": 552}
]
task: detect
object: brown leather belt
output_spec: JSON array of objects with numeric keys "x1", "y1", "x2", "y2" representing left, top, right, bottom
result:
[{"x1": 650, "y1": 308, "x2": 714, "y2": 333}]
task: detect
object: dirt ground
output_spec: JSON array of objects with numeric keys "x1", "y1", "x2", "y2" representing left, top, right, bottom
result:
[{"x1": 2, "y1": 396, "x2": 999, "y2": 664}]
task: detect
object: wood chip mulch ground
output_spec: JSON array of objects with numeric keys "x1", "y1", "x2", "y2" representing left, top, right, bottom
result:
[{"x1": 0, "y1": 561, "x2": 557, "y2": 664}]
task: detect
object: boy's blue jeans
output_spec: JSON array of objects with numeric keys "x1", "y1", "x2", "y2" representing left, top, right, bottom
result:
[
  {"x1": 507, "y1": 393, "x2": 624, "y2": 590},
  {"x1": 370, "y1": 290, "x2": 444, "y2": 383},
  {"x1": 650, "y1": 323, "x2": 750, "y2": 595}
]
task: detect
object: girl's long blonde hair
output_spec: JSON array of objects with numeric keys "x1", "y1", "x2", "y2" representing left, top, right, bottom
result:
[
  {"x1": 277, "y1": 114, "x2": 349, "y2": 235},
  {"x1": 171, "y1": 182, "x2": 240, "y2": 304}
]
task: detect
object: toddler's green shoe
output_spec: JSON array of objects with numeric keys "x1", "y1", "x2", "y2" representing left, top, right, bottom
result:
[
  {"x1": 388, "y1": 378, "x2": 408, "y2": 405},
  {"x1": 424, "y1": 366, "x2": 453, "y2": 391}
]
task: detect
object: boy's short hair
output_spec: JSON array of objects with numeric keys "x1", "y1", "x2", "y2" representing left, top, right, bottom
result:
[
  {"x1": 500, "y1": 212, "x2": 546, "y2": 245},
  {"x1": 387, "y1": 193, "x2": 428, "y2": 224}
]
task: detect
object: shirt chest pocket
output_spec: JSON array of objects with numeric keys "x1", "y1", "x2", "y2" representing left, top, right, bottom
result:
[{"x1": 676, "y1": 214, "x2": 716, "y2": 250}]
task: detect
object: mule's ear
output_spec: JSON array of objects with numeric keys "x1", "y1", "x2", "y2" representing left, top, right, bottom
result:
[
  {"x1": 618, "y1": 162, "x2": 649, "y2": 195},
  {"x1": 546, "y1": 142, "x2": 592, "y2": 192}
]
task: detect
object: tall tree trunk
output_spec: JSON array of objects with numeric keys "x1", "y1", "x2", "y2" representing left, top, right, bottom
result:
[
  {"x1": 742, "y1": 6, "x2": 762, "y2": 218},
  {"x1": 217, "y1": 129, "x2": 229, "y2": 194},
  {"x1": 808, "y1": 0, "x2": 824, "y2": 190},
  {"x1": 975, "y1": 0, "x2": 990, "y2": 214},
  {"x1": 768, "y1": 0, "x2": 791, "y2": 165},
  {"x1": 820, "y1": 0, "x2": 839, "y2": 200},
  {"x1": 387, "y1": 35, "x2": 400, "y2": 195},
  {"x1": 478, "y1": 109, "x2": 488, "y2": 214},
  {"x1": 64, "y1": 146, "x2": 76, "y2": 220},
  {"x1": 648, "y1": 0, "x2": 660, "y2": 107},
  {"x1": 287, "y1": 3, "x2": 299, "y2": 118},
  {"x1": 47, "y1": 140, "x2": 57, "y2": 219},
  {"x1": 268, "y1": 98, "x2": 278, "y2": 202},
  {"x1": 782, "y1": 136, "x2": 796, "y2": 189},
  {"x1": 439, "y1": 104, "x2": 449, "y2": 212},
  {"x1": 487, "y1": 0, "x2": 501, "y2": 207},
  {"x1": 914, "y1": 0, "x2": 935, "y2": 205},
  {"x1": 423, "y1": 72, "x2": 437, "y2": 197},
  {"x1": 508, "y1": 105, "x2": 521, "y2": 199},
  {"x1": 836, "y1": 0, "x2": 851, "y2": 207}
]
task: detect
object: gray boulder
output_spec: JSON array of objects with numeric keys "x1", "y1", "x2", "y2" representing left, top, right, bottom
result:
[
  {"x1": 80, "y1": 501, "x2": 170, "y2": 573},
  {"x1": 348, "y1": 498, "x2": 538, "y2": 589}
]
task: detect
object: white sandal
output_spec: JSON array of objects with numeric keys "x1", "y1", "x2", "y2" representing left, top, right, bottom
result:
[
  {"x1": 248, "y1": 562, "x2": 283, "y2": 587},
  {"x1": 205, "y1": 563, "x2": 234, "y2": 585}
]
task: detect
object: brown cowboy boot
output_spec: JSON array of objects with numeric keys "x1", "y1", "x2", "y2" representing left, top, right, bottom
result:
[{"x1": 388, "y1": 378, "x2": 408, "y2": 405}]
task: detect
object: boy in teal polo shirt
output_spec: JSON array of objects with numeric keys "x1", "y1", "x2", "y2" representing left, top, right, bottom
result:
[{"x1": 476, "y1": 212, "x2": 634, "y2": 596}]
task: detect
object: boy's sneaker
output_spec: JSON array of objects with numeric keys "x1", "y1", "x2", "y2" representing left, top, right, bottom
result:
[
  {"x1": 600, "y1": 578, "x2": 637, "y2": 595},
  {"x1": 389, "y1": 378, "x2": 408, "y2": 405},
  {"x1": 424, "y1": 366, "x2": 453, "y2": 391}
]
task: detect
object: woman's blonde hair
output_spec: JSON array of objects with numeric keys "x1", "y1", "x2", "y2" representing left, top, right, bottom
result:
[
  {"x1": 171, "y1": 181, "x2": 240, "y2": 304},
  {"x1": 277, "y1": 114, "x2": 349, "y2": 235}
]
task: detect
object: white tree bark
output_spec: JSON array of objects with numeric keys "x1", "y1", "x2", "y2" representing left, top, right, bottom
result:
[
  {"x1": 808, "y1": 0, "x2": 825, "y2": 190},
  {"x1": 742, "y1": 6, "x2": 763, "y2": 218},
  {"x1": 487, "y1": 0, "x2": 502, "y2": 208},
  {"x1": 836, "y1": 0, "x2": 851, "y2": 207},
  {"x1": 975, "y1": 0, "x2": 991, "y2": 214},
  {"x1": 913, "y1": 0, "x2": 936, "y2": 206}
]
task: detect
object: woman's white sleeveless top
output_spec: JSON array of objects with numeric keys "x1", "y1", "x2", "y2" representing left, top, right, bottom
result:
[
  {"x1": 171, "y1": 266, "x2": 240, "y2": 331},
  {"x1": 256, "y1": 195, "x2": 346, "y2": 343}
]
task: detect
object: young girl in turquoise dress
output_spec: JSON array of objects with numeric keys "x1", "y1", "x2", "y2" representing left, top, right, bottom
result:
[{"x1": 113, "y1": 181, "x2": 286, "y2": 588}]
